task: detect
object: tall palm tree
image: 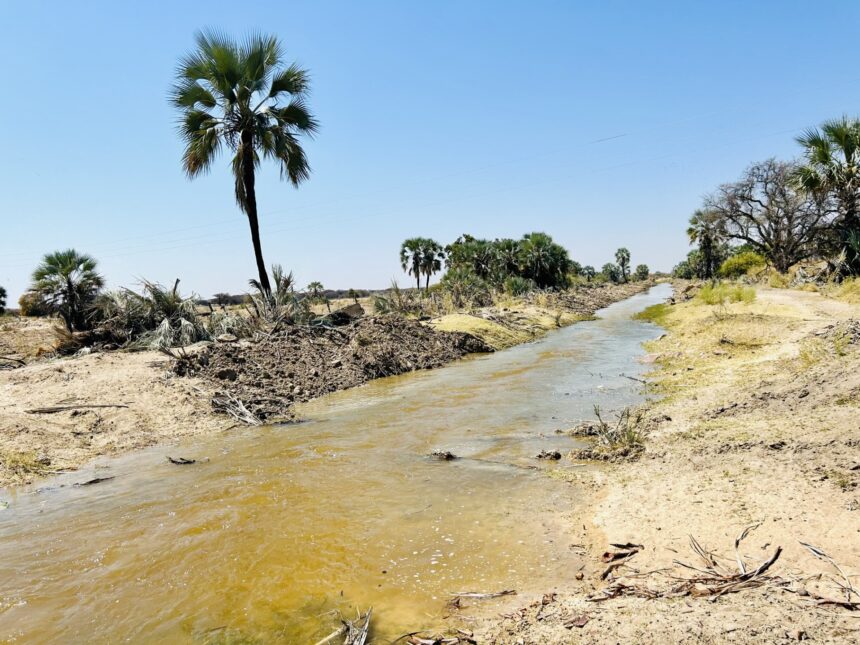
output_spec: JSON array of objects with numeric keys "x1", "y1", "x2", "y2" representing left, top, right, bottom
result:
[
  {"x1": 796, "y1": 116, "x2": 860, "y2": 270},
  {"x1": 686, "y1": 210, "x2": 723, "y2": 279},
  {"x1": 171, "y1": 31, "x2": 319, "y2": 296},
  {"x1": 614, "y1": 248, "x2": 631, "y2": 282},
  {"x1": 419, "y1": 239, "x2": 445, "y2": 289},
  {"x1": 306, "y1": 281, "x2": 330, "y2": 312},
  {"x1": 31, "y1": 249, "x2": 104, "y2": 331},
  {"x1": 400, "y1": 238, "x2": 425, "y2": 290},
  {"x1": 519, "y1": 232, "x2": 572, "y2": 288}
]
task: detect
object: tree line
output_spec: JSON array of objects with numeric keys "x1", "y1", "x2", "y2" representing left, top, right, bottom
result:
[
  {"x1": 676, "y1": 116, "x2": 860, "y2": 280},
  {"x1": 399, "y1": 234, "x2": 649, "y2": 295}
]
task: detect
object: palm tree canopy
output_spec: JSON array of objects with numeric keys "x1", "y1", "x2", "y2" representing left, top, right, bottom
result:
[
  {"x1": 171, "y1": 31, "x2": 319, "y2": 212},
  {"x1": 400, "y1": 238, "x2": 425, "y2": 277},
  {"x1": 795, "y1": 116, "x2": 860, "y2": 220},
  {"x1": 32, "y1": 249, "x2": 104, "y2": 294}
]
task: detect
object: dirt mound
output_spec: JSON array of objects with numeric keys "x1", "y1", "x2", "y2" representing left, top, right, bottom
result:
[{"x1": 182, "y1": 316, "x2": 493, "y2": 421}]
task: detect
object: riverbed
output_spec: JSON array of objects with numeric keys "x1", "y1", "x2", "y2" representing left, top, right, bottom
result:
[{"x1": 0, "y1": 284, "x2": 670, "y2": 643}]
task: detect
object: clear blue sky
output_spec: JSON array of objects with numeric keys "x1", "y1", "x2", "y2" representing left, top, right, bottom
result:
[{"x1": 2, "y1": 1, "x2": 859, "y2": 301}]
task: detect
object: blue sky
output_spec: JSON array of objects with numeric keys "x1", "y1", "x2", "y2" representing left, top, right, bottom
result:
[{"x1": 2, "y1": 1, "x2": 859, "y2": 301}]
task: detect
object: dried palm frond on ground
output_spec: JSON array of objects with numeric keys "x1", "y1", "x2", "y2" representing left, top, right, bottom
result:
[{"x1": 588, "y1": 527, "x2": 859, "y2": 610}]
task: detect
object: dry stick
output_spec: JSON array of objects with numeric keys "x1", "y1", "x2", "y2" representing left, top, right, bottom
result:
[
  {"x1": 0, "y1": 356, "x2": 26, "y2": 366},
  {"x1": 26, "y1": 404, "x2": 129, "y2": 414},
  {"x1": 449, "y1": 590, "x2": 516, "y2": 599},
  {"x1": 799, "y1": 541, "x2": 859, "y2": 603},
  {"x1": 311, "y1": 625, "x2": 346, "y2": 645}
]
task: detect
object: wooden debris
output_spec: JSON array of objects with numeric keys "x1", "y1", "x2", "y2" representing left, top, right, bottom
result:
[
  {"x1": 342, "y1": 608, "x2": 371, "y2": 645},
  {"x1": 210, "y1": 391, "x2": 261, "y2": 425},
  {"x1": 74, "y1": 476, "x2": 115, "y2": 487},
  {"x1": 536, "y1": 450, "x2": 562, "y2": 460},
  {"x1": 564, "y1": 614, "x2": 590, "y2": 628},
  {"x1": 430, "y1": 450, "x2": 457, "y2": 461},
  {"x1": 167, "y1": 456, "x2": 196, "y2": 465},
  {"x1": 26, "y1": 404, "x2": 129, "y2": 414},
  {"x1": 449, "y1": 589, "x2": 516, "y2": 599}
]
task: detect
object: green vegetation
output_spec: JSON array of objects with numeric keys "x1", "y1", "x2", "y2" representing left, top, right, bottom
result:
[
  {"x1": 399, "y1": 238, "x2": 445, "y2": 290},
  {"x1": 633, "y1": 303, "x2": 671, "y2": 325},
  {"x1": 718, "y1": 251, "x2": 766, "y2": 278},
  {"x1": 796, "y1": 116, "x2": 860, "y2": 273},
  {"x1": 615, "y1": 247, "x2": 631, "y2": 282},
  {"x1": 0, "y1": 285, "x2": 6, "y2": 315},
  {"x1": 696, "y1": 282, "x2": 756, "y2": 306},
  {"x1": 28, "y1": 249, "x2": 104, "y2": 332},
  {"x1": 676, "y1": 116, "x2": 860, "y2": 281},
  {"x1": 444, "y1": 232, "x2": 572, "y2": 289},
  {"x1": 171, "y1": 31, "x2": 318, "y2": 296},
  {"x1": 601, "y1": 262, "x2": 621, "y2": 283},
  {"x1": 581, "y1": 265, "x2": 596, "y2": 281},
  {"x1": 634, "y1": 264, "x2": 650, "y2": 281},
  {"x1": 306, "y1": 281, "x2": 329, "y2": 312}
]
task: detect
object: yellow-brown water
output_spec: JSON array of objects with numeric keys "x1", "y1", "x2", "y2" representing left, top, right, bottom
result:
[{"x1": 0, "y1": 286, "x2": 669, "y2": 643}]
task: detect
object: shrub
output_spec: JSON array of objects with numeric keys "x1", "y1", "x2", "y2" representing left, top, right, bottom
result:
[
  {"x1": 696, "y1": 282, "x2": 756, "y2": 305},
  {"x1": 0, "y1": 285, "x2": 6, "y2": 314},
  {"x1": 718, "y1": 251, "x2": 766, "y2": 278},
  {"x1": 634, "y1": 264, "x2": 650, "y2": 281},
  {"x1": 504, "y1": 275, "x2": 536, "y2": 296},
  {"x1": 18, "y1": 291, "x2": 52, "y2": 317},
  {"x1": 440, "y1": 268, "x2": 492, "y2": 309}
]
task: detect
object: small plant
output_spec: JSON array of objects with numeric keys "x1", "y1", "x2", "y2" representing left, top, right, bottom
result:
[
  {"x1": 503, "y1": 275, "x2": 536, "y2": 296},
  {"x1": 589, "y1": 405, "x2": 646, "y2": 456}
]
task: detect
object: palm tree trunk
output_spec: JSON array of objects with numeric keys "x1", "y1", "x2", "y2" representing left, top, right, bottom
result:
[
  {"x1": 425, "y1": 273, "x2": 430, "y2": 289},
  {"x1": 242, "y1": 131, "x2": 272, "y2": 296}
]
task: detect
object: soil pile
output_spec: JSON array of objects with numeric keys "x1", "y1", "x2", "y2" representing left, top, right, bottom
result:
[
  {"x1": 542, "y1": 281, "x2": 653, "y2": 314},
  {"x1": 183, "y1": 316, "x2": 493, "y2": 421}
]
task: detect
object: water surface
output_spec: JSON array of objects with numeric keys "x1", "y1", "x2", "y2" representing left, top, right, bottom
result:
[{"x1": 0, "y1": 285, "x2": 669, "y2": 642}]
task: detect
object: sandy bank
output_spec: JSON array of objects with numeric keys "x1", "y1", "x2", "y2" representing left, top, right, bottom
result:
[{"x1": 475, "y1": 286, "x2": 860, "y2": 643}]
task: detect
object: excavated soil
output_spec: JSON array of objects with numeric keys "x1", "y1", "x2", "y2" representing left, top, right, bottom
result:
[{"x1": 180, "y1": 316, "x2": 494, "y2": 421}]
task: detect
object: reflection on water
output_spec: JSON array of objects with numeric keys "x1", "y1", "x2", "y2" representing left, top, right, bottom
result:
[{"x1": 0, "y1": 285, "x2": 670, "y2": 642}]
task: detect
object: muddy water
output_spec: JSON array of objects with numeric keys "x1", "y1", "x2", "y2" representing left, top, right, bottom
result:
[{"x1": 0, "y1": 285, "x2": 669, "y2": 643}]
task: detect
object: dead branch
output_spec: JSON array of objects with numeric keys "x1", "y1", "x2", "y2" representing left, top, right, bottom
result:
[
  {"x1": 26, "y1": 404, "x2": 129, "y2": 414},
  {"x1": 210, "y1": 391, "x2": 261, "y2": 425},
  {"x1": 448, "y1": 590, "x2": 516, "y2": 599}
]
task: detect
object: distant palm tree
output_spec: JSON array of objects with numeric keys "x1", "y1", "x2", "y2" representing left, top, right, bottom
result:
[
  {"x1": 420, "y1": 239, "x2": 445, "y2": 289},
  {"x1": 0, "y1": 285, "x2": 6, "y2": 315},
  {"x1": 306, "y1": 281, "x2": 330, "y2": 312},
  {"x1": 796, "y1": 116, "x2": 860, "y2": 271},
  {"x1": 581, "y1": 265, "x2": 596, "y2": 282},
  {"x1": 31, "y1": 249, "x2": 104, "y2": 331},
  {"x1": 171, "y1": 31, "x2": 319, "y2": 296},
  {"x1": 400, "y1": 238, "x2": 425, "y2": 290},
  {"x1": 614, "y1": 248, "x2": 631, "y2": 282},
  {"x1": 686, "y1": 210, "x2": 723, "y2": 279}
]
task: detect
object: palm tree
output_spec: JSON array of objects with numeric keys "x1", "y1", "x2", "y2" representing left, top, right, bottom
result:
[
  {"x1": 0, "y1": 285, "x2": 6, "y2": 315},
  {"x1": 420, "y1": 239, "x2": 445, "y2": 289},
  {"x1": 581, "y1": 265, "x2": 596, "y2": 282},
  {"x1": 30, "y1": 249, "x2": 104, "y2": 331},
  {"x1": 400, "y1": 238, "x2": 425, "y2": 290},
  {"x1": 171, "y1": 31, "x2": 319, "y2": 296},
  {"x1": 306, "y1": 281, "x2": 330, "y2": 312},
  {"x1": 796, "y1": 116, "x2": 860, "y2": 270},
  {"x1": 615, "y1": 248, "x2": 631, "y2": 282},
  {"x1": 519, "y1": 232, "x2": 572, "y2": 288},
  {"x1": 686, "y1": 210, "x2": 723, "y2": 279}
]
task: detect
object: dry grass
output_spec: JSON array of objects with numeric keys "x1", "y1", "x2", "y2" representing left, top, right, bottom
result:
[{"x1": 0, "y1": 449, "x2": 52, "y2": 484}]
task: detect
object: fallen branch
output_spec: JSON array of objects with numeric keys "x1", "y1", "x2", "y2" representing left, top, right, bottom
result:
[
  {"x1": 342, "y1": 608, "x2": 371, "y2": 645},
  {"x1": 448, "y1": 590, "x2": 516, "y2": 599},
  {"x1": 26, "y1": 404, "x2": 129, "y2": 414},
  {"x1": 210, "y1": 392, "x2": 261, "y2": 425}
]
